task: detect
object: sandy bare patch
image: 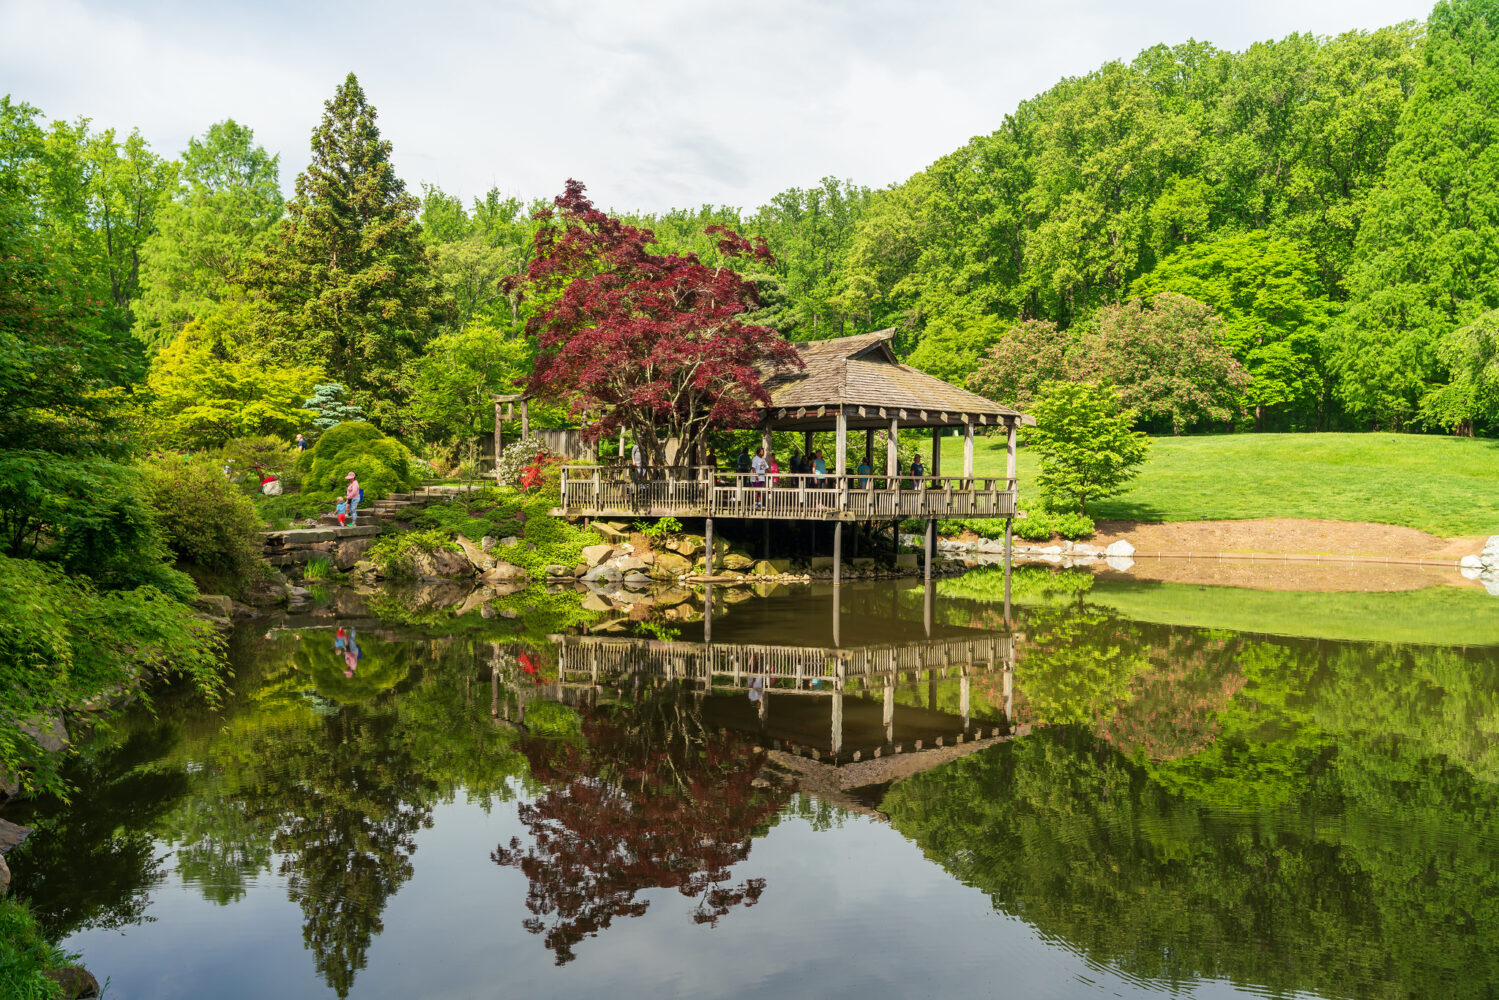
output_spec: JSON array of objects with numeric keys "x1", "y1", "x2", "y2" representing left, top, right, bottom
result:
[
  {"x1": 1092, "y1": 517, "x2": 1483, "y2": 560},
  {"x1": 1092, "y1": 557, "x2": 1484, "y2": 592}
]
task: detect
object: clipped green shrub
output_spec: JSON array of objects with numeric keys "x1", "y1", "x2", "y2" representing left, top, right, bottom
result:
[
  {"x1": 297, "y1": 420, "x2": 417, "y2": 500},
  {"x1": 140, "y1": 456, "x2": 270, "y2": 594},
  {"x1": 1014, "y1": 509, "x2": 1096, "y2": 541}
]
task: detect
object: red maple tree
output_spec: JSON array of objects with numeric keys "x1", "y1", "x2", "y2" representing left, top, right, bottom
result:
[{"x1": 512, "y1": 180, "x2": 800, "y2": 465}]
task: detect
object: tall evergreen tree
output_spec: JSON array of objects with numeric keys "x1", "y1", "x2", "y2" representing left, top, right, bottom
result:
[
  {"x1": 1335, "y1": 0, "x2": 1499, "y2": 430},
  {"x1": 247, "y1": 73, "x2": 447, "y2": 423}
]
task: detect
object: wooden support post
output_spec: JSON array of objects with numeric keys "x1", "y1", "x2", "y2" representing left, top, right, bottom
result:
[
  {"x1": 704, "y1": 583, "x2": 713, "y2": 644},
  {"x1": 835, "y1": 411, "x2": 848, "y2": 510},
  {"x1": 923, "y1": 570, "x2": 933, "y2": 638},
  {"x1": 1003, "y1": 518, "x2": 1013, "y2": 628},
  {"x1": 1005, "y1": 417, "x2": 1017, "y2": 487},
  {"x1": 833, "y1": 521, "x2": 843, "y2": 587},
  {"x1": 887, "y1": 416, "x2": 898, "y2": 486},
  {"x1": 493, "y1": 401, "x2": 504, "y2": 483},
  {"x1": 883, "y1": 679, "x2": 894, "y2": 745},
  {"x1": 803, "y1": 430, "x2": 813, "y2": 467},
  {"x1": 705, "y1": 517, "x2": 715, "y2": 576},
  {"x1": 931, "y1": 425, "x2": 941, "y2": 478},
  {"x1": 618, "y1": 426, "x2": 626, "y2": 462},
  {"x1": 762, "y1": 426, "x2": 773, "y2": 463},
  {"x1": 831, "y1": 687, "x2": 844, "y2": 759},
  {"x1": 520, "y1": 399, "x2": 530, "y2": 439},
  {"x1": 832, "y1": 576, "x2": 841, "y2": 647},
  {"x1": 865, "y1": 428, "x2": 874, "y2": 472},
  {"x1": 963, "y1": 420, "x2": 974, "y2": 483},
  {"x1": 924, "y1": 518, "x2": 935, "y2": 589}
]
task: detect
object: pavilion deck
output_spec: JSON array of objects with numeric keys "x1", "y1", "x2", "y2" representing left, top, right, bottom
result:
[{"x1": 556, "y1": 466, "x2": 1017, "y2": 522}]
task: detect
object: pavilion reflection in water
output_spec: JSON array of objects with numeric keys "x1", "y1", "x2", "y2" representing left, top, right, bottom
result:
[{"x1": 495, "y1": 584, "x2": 1017, "y2": 765}]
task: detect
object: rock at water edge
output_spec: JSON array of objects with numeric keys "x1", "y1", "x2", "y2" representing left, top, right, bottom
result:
[
  {"x1": 582, "y1": 543, "x2": 615, "y2": 568},
  {"x1": 42, "y1": 966, "x2": 100, "y2": 999},
  {"x1": 1104, "y1": 539, "x2": 1135, "y2": 558}
]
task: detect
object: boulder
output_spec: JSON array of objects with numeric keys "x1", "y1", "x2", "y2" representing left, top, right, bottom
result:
[
  {"x1": 0, "y1": 765, "x2": 16, "y2": 799},
  {"x1": 480, "y1": 535, "x2": 498, "y2": 552},
  {"x1": 1104, "y1": 539, "x2": 1136, "y2": 558},
  {"x1": 331, "y1": 537, "x2": 374, "y2": 571},
  {"x1": 479, "y1": 603, "x2": 497, "y2": 619},
  {"x1": 670, "y1": 536, "x2": 704, "y2": 557},
  {"x1": 498, "y1": 536, "x2": 521, "y2": 548},
  {"x1": 500, "y1": 608, "x2": 519, "y2": 619},
  {"x1": 622, "y1": 572, "x2": 653, "y2": 586},
  {"x1": 751, "y1": 560, "x2": 779, "y2": 578},
  {"x1": 193, "y1": 594, "x2": 235, "y2": 618},
  {"x1": 544, "y1": 564, "x2": 573, "y2": 578},
  {"x1": 454, "y1": 586, "x2": 495, "y2": 618},
  {"x1": 42, "y1": 966, "x2": 100, "y2": 999},
  {"x1": 722, "y1": 552, "x2": 755, "y2": 572},
  {"x1": 582, "y1": 543, "x2": 615, "y2": 568},
  {"x1": 455, "y1": 535, "x2": 496, "y2": 572},
  {"x1": 581, "y1": 593, "x2": 614, "y2": 612},
  {"x1": 21, "y1": 717, "x2": 67, "y2": 754},
  {"x1": 583, "y1": 563, "x2": 623, "y2": 583},
  {"x1": 481, "y1": 562, "x2": 528, "y2": 585},
  {"x1": 1070, "y1": 543, "x2": 1102, "y2": 557},
  {"x1": 1462, "y1": 554, "x2": 1484, "y2": 569},
  {"x1": 590, "y1": 521, "x2": 629, "y2": 543},
  {"x1": 654, "y1": 551, "x2": 693, "y2": 576},
  {"x1": 616, "y1": 555, "x2": 649, "y2": 573},
  {"x1": 0, "y1": 817, "x2": 31, "y2": 852},
  {"x1": 655, "y1": 587, "x2": 692, "y2": 607},
  {"x1": 0, "y1": 851, "x2": 7, "y2": 895}
]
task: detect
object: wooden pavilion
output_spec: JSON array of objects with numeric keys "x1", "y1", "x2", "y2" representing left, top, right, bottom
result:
[{"x1": 550, "y1": 329, "x2": 1032, "y2": 590}]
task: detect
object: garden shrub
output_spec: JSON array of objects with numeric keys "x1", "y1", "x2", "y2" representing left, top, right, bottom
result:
[
  {"x1": 220, "y1": 435, "x2": 302, "y2": 491},
  {"x1": 297, "y1": 420, "x2": 417, "y2": 500},
  {"x1": 1014, "y1": 509, "x2": 1096, "y2": 541},
  {"x1": 0, "y1": 554, "x2": 224, "y2": 797},
  {"x1": 524, "y1": 699, "x2": 583, "y2": 738},
  {"x1": 140, "y1": 456, "x2": 270, "y2": 594},
  {"x1": 0, "y1": 897, "x2": 71, "y2": 1000},
  {"x1": 364, "y1": 528, "x2": 460, "y2": 579}
]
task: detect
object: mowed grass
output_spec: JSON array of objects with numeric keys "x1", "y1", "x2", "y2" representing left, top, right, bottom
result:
[
  {"x1": 1081, "y1": 579, "x2": 1499, "y2": 646},
  {"x1": 954, "y1": 431, "x2": 1499, "y2": 536}
]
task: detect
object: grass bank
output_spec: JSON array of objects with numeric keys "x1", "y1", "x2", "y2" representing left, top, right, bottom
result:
[
  {"x1": 961, "y1": 432, "x2": 1499, "y2": 536},
  {"x1": 0, "y1": 897, "x2": 71, "y2": 999}
]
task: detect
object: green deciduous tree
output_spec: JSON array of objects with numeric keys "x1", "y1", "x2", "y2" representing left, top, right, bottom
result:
[
  {"x1": 247, "y1": 74, "x2": 448, "y2": 422},
  {"x1": 1131, "y1": 234, "x2": 1333, "y2": 428},
  {"x1": 1027, "y1": 381, "x2": 1150, "y2": 515},
  {"x1": 134, "y1": 120, "x2": 283, "y2": 348},
  {"x1": 145, "y1": 302, "x2": 322, "y2": 449},
  {"x1": 1336, "y1": 0, "x2": 1499, "y2": 429}
]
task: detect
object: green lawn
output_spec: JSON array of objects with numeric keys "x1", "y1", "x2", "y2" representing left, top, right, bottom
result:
[
  {"x1": 1079, "y1": 579, "x2": 1499, "y2": 646},
  {"x1": 955, "y1": 431, "x2": 1499, "y2": 536}
]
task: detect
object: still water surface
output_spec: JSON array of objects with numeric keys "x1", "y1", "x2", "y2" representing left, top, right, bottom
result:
[{"x1": 8, "y1": 570, "x2": 1499, "y2": 999}]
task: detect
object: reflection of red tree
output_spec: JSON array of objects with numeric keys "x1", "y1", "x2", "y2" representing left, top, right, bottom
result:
[
  {"x1": 1095, "y1": 634, "x2": 1245, "y2": 760},
  {"x1": 493, "y1": 694, "x2": 791, "y2": 964}
]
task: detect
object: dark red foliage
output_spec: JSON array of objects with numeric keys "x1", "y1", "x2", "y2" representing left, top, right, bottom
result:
[
  {"x1": 511, "y1": 180, "x2": 800, "y2": 464},
  {"x1": 492, "y1": 691, "x2": 791, "y2": 964}
]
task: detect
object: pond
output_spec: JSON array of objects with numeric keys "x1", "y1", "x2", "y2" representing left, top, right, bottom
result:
[{"x1": 6, "y1": 570, "x2": 1499, "y2": 1000}]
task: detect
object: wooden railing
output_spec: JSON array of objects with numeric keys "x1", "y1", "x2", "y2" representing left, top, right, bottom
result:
[
  {"x1": 551, "y1": 633, "x2": 1014, "y2": 691},
  {"x1": 557, "y1": 466, "x2": 1017, "y2": 521}
]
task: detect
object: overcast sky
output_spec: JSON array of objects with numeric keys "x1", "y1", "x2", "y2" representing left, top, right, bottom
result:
[{"x1": 2, "y1": 0, "x2": 1432, "y2": 214}]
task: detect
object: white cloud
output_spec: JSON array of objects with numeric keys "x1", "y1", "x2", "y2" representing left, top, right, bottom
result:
[{"x1": 0, "y1": 0, "x2": 1433, "y2": 213}]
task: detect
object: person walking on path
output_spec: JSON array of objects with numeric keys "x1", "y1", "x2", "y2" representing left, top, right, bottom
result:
[{"x1": 344, "y1": 472, "x2": 362, "y2": 524}]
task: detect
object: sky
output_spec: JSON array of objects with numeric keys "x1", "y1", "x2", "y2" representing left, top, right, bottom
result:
[{"x1": 1, "y1": 0, "x2": 1433, "y2": 214}]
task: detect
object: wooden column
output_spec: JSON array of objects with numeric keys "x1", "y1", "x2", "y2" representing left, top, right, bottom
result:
[
  {"x1": 864, "y1": 428, "x2": 874, "y2": 471},
  {"x1": 883, "y1": 679, "x2": 894, "y2": 745},
  {"x1": 833, "y1": 521, "x2": 843, "y2": 587},
  {"x1": 618, "y1": 426, "x2": 626, "y2": 462},
  {"x1": 963, "y1": 420, "x2": 975, "y2": 482},
  {"x1": 803, "y1": 430, "x2": 813, "y2": 466},
  {"x1": 705, "y1": 517, "x2": 715, "y2": 576},
  {"x1": 703, "y1": 582, "x2": 713, "y2": 643},
  {"x1": 960, "y1": 669, "x2": 971, "y2": 729},
  {"x1": 931, "y1": 425, "x2": 941, "y2": 477},
  {"x1": 887, "y1": 416, "x2": 898, "y2": 486},
  {"x1": 520, "y1": 399, "x2": 530, "y2": 439},
  {"x1": 835, "y1": 411, "x2": 848, "y2": 510},
  {"x1": 923, "y1": 573, "x2": 933, "y2": 638},
  {"x1": 1004, "y1": 517, "x2": 1013, "y2": 627},
  {"x1": 762, "y1": 426, "x2": 773, "y2": 461},
  {"x1": 831, "y1": 687, "x2": 844, "y2": 759},
  {"x1": 832, "y1": 575, "x2": 841, "y2": 646},
  {"x1": 1005, "y1": 417, "x2": 1017, "y2": 486},
  {"x1": 924, "y1": 518, "x2": 934, "y2": 589},
  {"x1": 493, "y1": 401, "x2": 503, "y2": 484}
]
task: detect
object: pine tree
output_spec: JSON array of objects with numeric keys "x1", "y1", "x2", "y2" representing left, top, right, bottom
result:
[{"x1": 248, "y1": 73, "x2": 447, "y2": 423}]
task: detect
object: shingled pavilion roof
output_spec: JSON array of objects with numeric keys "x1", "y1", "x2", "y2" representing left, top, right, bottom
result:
[{"x1": 758, "y1": 329, "x2": 1030, "y2": 431}]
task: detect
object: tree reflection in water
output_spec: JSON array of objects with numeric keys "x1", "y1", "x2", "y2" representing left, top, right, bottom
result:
[{"x1": 494, "y1": 681, "x2": 792, "y2": 964}]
